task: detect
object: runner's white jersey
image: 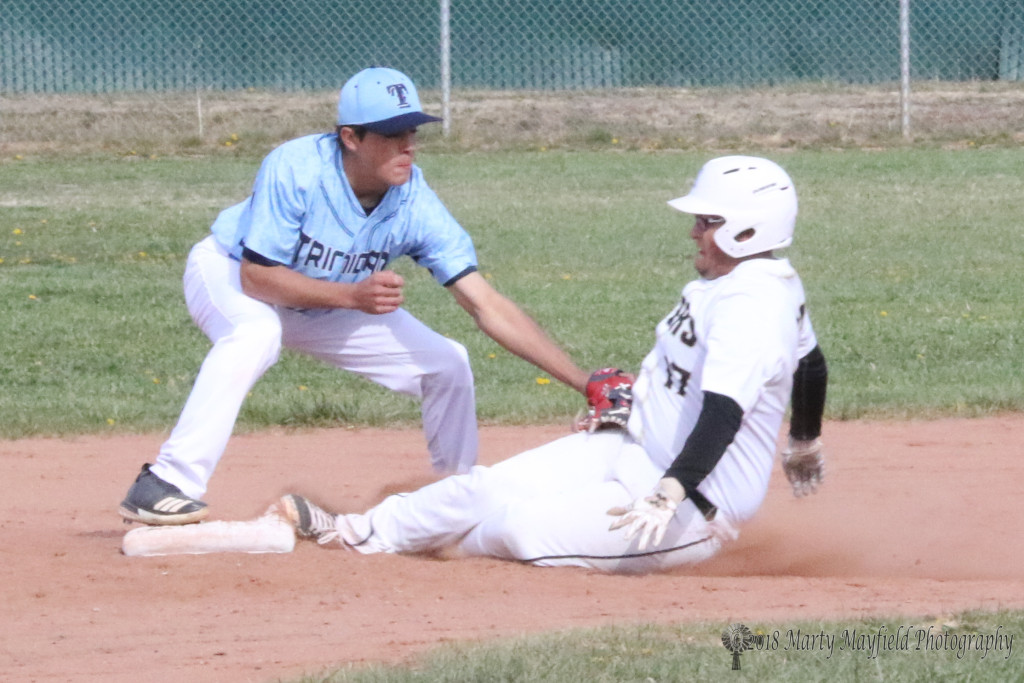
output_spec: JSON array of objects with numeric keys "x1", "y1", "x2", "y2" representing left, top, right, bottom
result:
[
  {"x1": 627, "y1": 258, "x2": 818, "y2": 521},
  {"x1": 210, "y1": 133, "x2": 477, "y2": 286}
]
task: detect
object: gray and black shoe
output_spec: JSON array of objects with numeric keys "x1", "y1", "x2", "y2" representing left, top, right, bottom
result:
[
  {"x1": 119, "y1": 464, "x2": 209, "y2": 525},
  {"x1": 280, "y1": 494, "x2": 339, "y2": 544}
]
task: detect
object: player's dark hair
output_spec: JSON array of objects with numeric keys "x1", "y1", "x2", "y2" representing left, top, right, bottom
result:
[{"x1": 336, "y1": 124, "x2": 369, "y2": 154}]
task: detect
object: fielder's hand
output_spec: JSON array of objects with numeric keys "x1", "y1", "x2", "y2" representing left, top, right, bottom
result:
[
  {"x1": 352, "y1": 271, "x2": 405, "y2": 314},
  {"x1": 607, "y1": 477, "x2": 684, "y2": 551},
  {"x1": 577, "y1": 367, "x2": 634, "y2": 432},
  {"x1": 781, "y1": 437, "x2": 825, "y2": 497}
]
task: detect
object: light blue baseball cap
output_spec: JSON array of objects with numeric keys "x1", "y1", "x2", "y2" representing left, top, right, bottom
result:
[{"x1": 337, "y1": 67, "x2": 441, "y2": 135}]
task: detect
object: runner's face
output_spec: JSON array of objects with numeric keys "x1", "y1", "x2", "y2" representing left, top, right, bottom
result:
[{"x1": 690, "y1": 215, "x2": 735, "y2": 279}]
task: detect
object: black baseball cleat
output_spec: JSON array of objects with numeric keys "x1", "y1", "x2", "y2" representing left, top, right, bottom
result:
[{"x1": 119, "y1": 463, "x2": 209, "y2": 525}]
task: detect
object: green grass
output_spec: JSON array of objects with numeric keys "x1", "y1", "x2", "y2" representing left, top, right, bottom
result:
[
  {"x1": 291, "y1": 611, "x2": 1022, "y2": 682},
  {"x1": 2, "y1": 148, "x2": 1024, "y2": 437}
]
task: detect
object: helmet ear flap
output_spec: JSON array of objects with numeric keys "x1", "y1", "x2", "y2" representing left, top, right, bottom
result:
[
  {"x1": 713, "y1": 216, "x2": 795, "y2": 258},
  {"x1": 718, "y1": 227, "x2": 757, "y2": 252}
]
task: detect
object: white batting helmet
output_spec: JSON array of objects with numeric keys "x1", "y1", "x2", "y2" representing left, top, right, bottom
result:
[{"x1": 667, "y1": 156, "x2": 798, "y2": 258}]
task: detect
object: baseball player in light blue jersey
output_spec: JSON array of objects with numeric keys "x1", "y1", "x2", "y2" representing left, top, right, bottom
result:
[
  {"x1": 119, "y1": 67, "x2": 608, "y2": 526},
  {"x1": 280, "y1": 156, "x2": 829, "y2": 574}
]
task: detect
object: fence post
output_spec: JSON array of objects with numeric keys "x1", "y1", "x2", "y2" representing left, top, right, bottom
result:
[
  {"x1": 900, "y1": 0, "x2": 911, "y2": 140},
  {"x1": 440, "y1": 0, "x2": 451, "y2": 138}
]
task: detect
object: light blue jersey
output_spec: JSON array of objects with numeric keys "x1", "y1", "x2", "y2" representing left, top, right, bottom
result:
[{"x1": 210, "y1": 133, "x2": 477, "y2": 286}]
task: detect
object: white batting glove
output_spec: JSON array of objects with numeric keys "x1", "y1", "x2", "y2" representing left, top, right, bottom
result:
[
  {"x1": 607, "y1": 477, "x2": 685, "y2": 551},
  {"x1": 781, "y1": 437, "x2": 825, "y2": 498}
]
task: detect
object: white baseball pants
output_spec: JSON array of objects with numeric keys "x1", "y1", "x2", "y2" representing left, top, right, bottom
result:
[
  {"x1": 150, "y1": 236, "x2": 478, "y2": 499},
  {"x1": 338, "y1": 431, "x2": 729, "y2": 574}
]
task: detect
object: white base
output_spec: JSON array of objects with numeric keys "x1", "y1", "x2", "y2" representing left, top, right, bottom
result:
[{"x1": 122, "y1": 511, "x2": 296, "y2": 557}]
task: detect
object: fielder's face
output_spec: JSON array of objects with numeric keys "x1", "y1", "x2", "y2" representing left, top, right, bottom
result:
[
  {"x1": 690, "y1": 214, "x2": 735, "y2": 279},
  {"x1": 341, "y1": 126, "x2": 418, "y2": 203}
]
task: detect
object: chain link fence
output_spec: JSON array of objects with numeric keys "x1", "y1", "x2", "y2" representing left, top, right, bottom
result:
[
  {"x1": 4, "y1": 0, "x2": 1022, "y2": 93},
  {"x1": 3, "y1": 1, "x2": 1023, "y2": 149}
]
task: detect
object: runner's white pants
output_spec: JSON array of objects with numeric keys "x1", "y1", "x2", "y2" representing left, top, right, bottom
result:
[
  {"x1": 339, "y1": 431, "x2": 730, "y2": 574},
  {"x1": 151, "y1": 236, "x2": 478, "y2": 499}
]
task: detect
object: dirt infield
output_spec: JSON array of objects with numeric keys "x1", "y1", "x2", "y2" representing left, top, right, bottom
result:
[{"x1": 2, "y1": 417, "x2": 1023, "y2": 682}]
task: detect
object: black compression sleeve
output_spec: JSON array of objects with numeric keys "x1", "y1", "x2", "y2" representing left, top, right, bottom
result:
[
  {"x1": 789, "y1": 345, "x2": 828, "y2": 441},
  {"x1": 663, "y1": 391, "x2": 743, "y2": 492}
]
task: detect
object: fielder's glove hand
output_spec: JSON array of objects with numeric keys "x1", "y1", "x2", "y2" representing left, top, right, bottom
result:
[
  {"x1": 576, "y1": 367, "x2": 634, "y2": 433},
  {"x1": 607, "y1": 477, "x2": 684, "y2": 551},
  {"x1": 781, "y1": 437, "x2": 825, "y2": 498}
]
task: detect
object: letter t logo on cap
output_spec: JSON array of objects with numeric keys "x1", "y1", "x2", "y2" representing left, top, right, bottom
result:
[{"x1": 387, "y1": 83, "x2": 411, "y2": 108}]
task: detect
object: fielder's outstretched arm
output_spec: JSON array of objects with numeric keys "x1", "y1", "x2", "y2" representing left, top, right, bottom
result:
[{"x1": 448, "y1": 271, "x2": 590, "y2": 393}]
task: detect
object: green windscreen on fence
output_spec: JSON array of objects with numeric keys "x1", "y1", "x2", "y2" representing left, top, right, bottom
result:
[{"x1": 2, "y1": 0, "x2": 1020, "y2": 93}]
